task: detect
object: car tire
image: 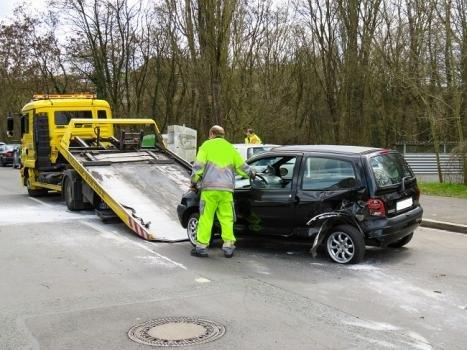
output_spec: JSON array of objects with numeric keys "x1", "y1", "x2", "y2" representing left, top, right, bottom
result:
[
  {"x1": 186, "y1": 212, "x2": 216, "y2": 247},
  {"x1": 388, "y1": 233, "x2": 413, "y2": 248},
  {"x1": 187, "y1": 212, "x2": 199, "y2": 247},
  {"x1": 325, "y1": 224, "x2": 365, "y2": 264}
]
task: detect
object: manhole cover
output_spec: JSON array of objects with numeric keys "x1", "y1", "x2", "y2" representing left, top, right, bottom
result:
[{"x1": 128, "y1": 317, "x2": 226, "y2": 347}]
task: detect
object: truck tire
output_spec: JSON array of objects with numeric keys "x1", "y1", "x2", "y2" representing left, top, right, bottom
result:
[
  {"x1": 63, "y1": 170, "x2": 86, "y2": 211},
  {"x1": 325, "y1": 224, "x2": 365, "y2": 264},
  {"x1": 388, "y1": 233, "x2": 413, "y2": 248}
]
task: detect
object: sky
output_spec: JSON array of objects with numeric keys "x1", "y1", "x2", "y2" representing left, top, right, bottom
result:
[{"x1": 0, "y1": 0, "x2": 47, "y2": 22}]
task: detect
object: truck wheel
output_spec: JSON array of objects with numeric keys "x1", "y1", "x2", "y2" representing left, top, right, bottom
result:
[
  {"x1": 64, "y1": 176, "x2": 81, "y2": 211},
  {"x1": 325, "y1": 224, "x2": 365, "y2": 264},
  {"x1": 388, "y1": 233, "x2": 413, "y2": 248},
  {"x1": 26, "y1": 177, "x2": 48, "y2": 197}
]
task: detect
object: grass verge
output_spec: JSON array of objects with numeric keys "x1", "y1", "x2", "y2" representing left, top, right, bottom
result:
[{"x1": 419, "y1": 182, "x2": 467, "y2": 199}]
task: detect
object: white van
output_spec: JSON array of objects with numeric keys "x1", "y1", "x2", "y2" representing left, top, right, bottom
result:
[{"x1": 233, "y1": 144, "x2": 279, "y2": 160}]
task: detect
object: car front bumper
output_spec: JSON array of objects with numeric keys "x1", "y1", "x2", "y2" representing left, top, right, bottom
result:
[{"x1": 362, "y1": 205, "x2": 423, "y2": 247}]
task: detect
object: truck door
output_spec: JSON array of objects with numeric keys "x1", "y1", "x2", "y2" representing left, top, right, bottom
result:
[{"x1": 234, "y1": 155, "x2": 300, "y2": 236}]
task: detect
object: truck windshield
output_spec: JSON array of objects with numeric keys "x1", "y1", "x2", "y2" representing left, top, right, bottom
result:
[
  {"x1": 55, "y1": 111, "x2": 93, "y2": 125},
  {"x1": 370, "y1": 152, "x2": 414, "y2": 187}
]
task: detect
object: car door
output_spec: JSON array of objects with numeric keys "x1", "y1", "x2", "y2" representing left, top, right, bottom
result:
[
  {"x1": 294, "y1": 155, "x2": 361, "y2": 229},
  {"x1": 234, "y1": 154, "x2": 301, "y2": 236}
]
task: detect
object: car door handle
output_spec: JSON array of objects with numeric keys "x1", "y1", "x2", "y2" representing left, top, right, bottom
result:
[{"x1": 294, "y1": 195, "x2": 300, "y2": 204}]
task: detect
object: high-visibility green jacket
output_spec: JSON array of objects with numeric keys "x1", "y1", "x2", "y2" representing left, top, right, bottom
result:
[
  {"x1": 244, "y1": 133, "x2": 262, "y2": 144},
  {"x1": 192, "y1": 137, "x2": 253, "y2": 192}
]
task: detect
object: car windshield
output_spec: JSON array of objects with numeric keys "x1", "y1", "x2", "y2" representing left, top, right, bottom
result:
[
  {"x1": 247, "y1": 146, "x2": 272, "y2": 158},
  {"x1": 5, "y1": 144, "x2": 18, "y2": 151},
  {"x1": 370, "y1": 152, "x2": 414, "y2": 187}
]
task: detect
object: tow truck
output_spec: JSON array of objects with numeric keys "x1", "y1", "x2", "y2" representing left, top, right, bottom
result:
[{"x1": 6, "y1": 94, "x2": 191, "y2": 241}]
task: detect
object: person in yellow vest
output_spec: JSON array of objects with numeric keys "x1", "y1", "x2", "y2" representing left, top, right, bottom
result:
[
  {"x1": 191, "y1": 125, "x2": 256, "y2": 258},
  {"x1": 244, "y1": 128, "x2": 262, "y2": 144}
]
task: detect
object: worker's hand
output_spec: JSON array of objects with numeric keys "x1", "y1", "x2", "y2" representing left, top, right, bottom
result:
[
  {"x1": 190, "y1": 183, "x2": 198, "y2": 192},
  {"x1": 250, "y1": 169, "x2": 257, "y2": 179}
]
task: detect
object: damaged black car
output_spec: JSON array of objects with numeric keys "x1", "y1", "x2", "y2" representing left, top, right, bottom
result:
[{"x1": 177, "y1": 145, "x2": 423, "y2": 264}]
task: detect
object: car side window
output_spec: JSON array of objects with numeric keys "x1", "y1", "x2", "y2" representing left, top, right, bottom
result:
[
  {"x1": 302, "y1": 157, "x2": 357, "y2": 191},
  {"x1": 250, "y1": 156, "x2": 297, "y2": 190}
]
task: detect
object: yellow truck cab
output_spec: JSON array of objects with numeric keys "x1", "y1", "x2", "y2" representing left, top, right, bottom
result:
[{"x1": 17, "y1": 94, "x2": 112, "y2": 195}]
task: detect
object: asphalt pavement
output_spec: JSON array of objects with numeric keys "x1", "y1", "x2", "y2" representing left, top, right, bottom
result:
[{"x1": 1, "y1": 166, "x2": 467, "y2": 350}]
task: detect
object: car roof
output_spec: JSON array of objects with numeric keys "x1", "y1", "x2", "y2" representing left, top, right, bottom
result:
[
  {"x1": 233, "y1": 144, "x2": 279, "y2": 149},
  {"x1": 271, "y1": 145, "x2": 382, "y2": 155}
]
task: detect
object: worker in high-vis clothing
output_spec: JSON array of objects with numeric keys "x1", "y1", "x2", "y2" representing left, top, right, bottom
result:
[
  {"x1": 191, "y1": 125, "x2": 255, "y2": 258},
  {"x1": 244, "y1": 128, "x2": 262, "y2": 144}
]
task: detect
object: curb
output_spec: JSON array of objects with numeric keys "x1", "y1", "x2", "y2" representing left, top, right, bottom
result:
[{"x1": 421, "y1": 219, "x2": 467, "y2": 234}]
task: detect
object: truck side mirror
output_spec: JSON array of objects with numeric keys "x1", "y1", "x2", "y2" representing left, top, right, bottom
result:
[{"x1": 7, "y1": 115, "x2": 14, "y2": 137}]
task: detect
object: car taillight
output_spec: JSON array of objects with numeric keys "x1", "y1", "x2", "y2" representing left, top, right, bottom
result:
[{"x1": 367, "y1": 198, "x2": 386, "y2": 217}]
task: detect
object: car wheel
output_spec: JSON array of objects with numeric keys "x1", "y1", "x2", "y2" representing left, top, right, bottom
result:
[
  {"x1": 187, "y1": 212, "x2": 199, "y2": 247},
  {"x1": 325, "y1": 224, "x2": 365, "y2": 264},
  {"x1": 388, "y1": 233, "x2": 413, "y2": 248}
]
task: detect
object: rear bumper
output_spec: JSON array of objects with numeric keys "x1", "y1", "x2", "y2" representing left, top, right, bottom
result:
[{"x1": 362, "y1": 206, "x2": 423, "y2": 247}]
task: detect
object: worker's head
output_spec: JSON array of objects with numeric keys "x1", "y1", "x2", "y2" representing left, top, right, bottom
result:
[
  {"x1": 209, "y1": 125, "x2": 225, "y2": 139},
  {"x1": 245, "y1": 128, "x2": 253, "y2": 136}
]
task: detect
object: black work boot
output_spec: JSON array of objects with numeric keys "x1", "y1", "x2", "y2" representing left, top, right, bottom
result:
[
  {"x1": 222, "y1": 246, "x2": 235, "y2": 258},
  {"x1": 191, "y1": 246, "x2": 208, "y2": 258}
]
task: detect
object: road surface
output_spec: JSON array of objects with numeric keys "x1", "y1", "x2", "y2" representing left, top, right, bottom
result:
[{"x1": 0, "y1": 166, "x2": 466, "y2": 349}]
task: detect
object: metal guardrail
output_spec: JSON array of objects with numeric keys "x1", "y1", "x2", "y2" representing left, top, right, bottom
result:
[{"x1": 404, "y1": 153, "x2": 463, "y2": 175}]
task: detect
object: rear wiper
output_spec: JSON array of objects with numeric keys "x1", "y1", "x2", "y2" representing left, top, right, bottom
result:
[{"x1": 400, "y1": 176, "x2": 413, "y2": 192}]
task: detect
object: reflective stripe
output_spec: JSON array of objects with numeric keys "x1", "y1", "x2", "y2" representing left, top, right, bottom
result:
[
  {"x1": 199, "y1": 200, "x2": 205, "y2": 215},
  {"x1": 199, "y1": 162, "x2": 236, "y2": 191},
  {"x1": 231, "y1": 202, "x2": 236, "y2": 222}
]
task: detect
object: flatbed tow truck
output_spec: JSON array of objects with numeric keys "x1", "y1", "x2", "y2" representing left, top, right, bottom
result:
[{"x1": 6, "y1": 94, "x2": 191, "y2": 241}]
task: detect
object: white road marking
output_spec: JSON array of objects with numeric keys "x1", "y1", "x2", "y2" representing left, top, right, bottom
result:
[
  {"x1": 28, "y1": 197, "x2": 53, "y2": 208},
  {"x1": 82, "y1": 221, "x2": 188, "y2": 270},
  {"x1": 195, "y1": 277, "x2": 211, "y2": 283}
]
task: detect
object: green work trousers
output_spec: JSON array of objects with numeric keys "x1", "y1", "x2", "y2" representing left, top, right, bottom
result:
[{"x1": 197, "y1": 190, "x2": 235, "y2": 247}]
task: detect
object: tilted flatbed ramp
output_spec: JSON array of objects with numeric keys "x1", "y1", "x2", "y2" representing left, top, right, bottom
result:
[{"x1": 58, "y1": 119, "x2": 191, "y2": 242}]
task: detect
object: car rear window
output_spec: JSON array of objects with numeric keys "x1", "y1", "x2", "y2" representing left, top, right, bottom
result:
[
  {"x1": 302, "y1": 157, "x2": 357, "y2": 190},
  {"x1": 370, "y1": 152, "x2": 414, "y2": 187},
  {"x1": 55, "y1": 111, "x2": 93, "y2": 125}
]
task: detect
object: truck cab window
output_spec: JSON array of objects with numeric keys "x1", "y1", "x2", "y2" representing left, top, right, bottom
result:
[
  {"x1": 97, "y1": 110, "x2": 107, "y2": 119},
  {"x1": 55, "y1": 111, "x2": 92, "y2": 125}
]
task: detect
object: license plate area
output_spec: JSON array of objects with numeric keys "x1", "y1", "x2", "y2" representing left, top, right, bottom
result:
[{"x1": 396, "y1": 197, "x2": 413, "y2": 212}]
